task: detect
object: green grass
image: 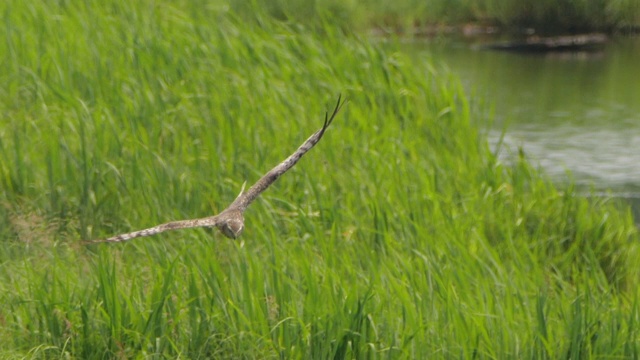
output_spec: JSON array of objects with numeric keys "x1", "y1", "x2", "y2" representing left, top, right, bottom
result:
[{"x1": 1, "y1": 0, "x2": 639, "y2": 358}]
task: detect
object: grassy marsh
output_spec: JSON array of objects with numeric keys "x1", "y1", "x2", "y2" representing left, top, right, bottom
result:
[{"x1": 1, "y1": 1, "x2": 639, "y2": 358}]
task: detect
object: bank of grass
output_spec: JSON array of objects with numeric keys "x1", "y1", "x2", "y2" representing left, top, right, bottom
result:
[
  {"x1": 231, "y1": 0, "x2": 640, "y2": 33},
  {"x1": 1, "y1": 0, "x2": 639, "y2": 358}
]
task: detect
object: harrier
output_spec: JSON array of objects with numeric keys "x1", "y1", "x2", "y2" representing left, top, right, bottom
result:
[{"x1": 88, "y1": 95, "x2": 345, "y2": 243}]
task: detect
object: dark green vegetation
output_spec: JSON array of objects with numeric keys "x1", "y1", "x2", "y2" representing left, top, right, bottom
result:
[
  {"x1": 1, "y1": 1, "x2": 639, "y2": 358},
  {"x1": 231, "y1": 0, "x2": 640, "y2": 33}
]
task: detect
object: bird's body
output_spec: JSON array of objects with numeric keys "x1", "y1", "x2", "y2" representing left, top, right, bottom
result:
[{"x1": 88, "y1": 96, "x2": 345, "y2": 244}]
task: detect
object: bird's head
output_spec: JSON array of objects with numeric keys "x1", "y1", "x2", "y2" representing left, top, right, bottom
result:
[{"x1": 217, "y1": 214, "x2": 244, "y2": 239}]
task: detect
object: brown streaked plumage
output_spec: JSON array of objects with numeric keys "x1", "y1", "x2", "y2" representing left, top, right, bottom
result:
[{"x1": 86, "y1": 95, "x2": 345, "y2": 244}]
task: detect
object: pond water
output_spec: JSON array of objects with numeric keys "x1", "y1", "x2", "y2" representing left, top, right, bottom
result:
[{"x1": 411, "y1": 35, "x2": 640, "y2": 199}]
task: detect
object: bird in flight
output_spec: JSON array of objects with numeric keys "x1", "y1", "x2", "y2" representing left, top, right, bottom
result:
[{"x1": 87, "y1": 95, "x2": 346, "y2": 244}]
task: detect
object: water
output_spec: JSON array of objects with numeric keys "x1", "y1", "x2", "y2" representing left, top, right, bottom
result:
[{"x1": 412, "y1": 36, "x2": 640, "y2": 193}]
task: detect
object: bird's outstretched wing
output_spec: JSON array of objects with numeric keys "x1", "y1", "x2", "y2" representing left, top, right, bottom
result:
[
  {"x1": 229, "y1": 95, "x2": 346, "y2": 211},
  {"x1": 91, "y1": 215, "x2": 222, "y2": 243},
  {"x1": 86, "y1": 95, "x2": 345, "y2": 244}
]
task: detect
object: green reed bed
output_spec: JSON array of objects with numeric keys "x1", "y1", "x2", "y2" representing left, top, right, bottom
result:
[{"x1": 1, "y1": 1, "x2": 639, "y2": 358}]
